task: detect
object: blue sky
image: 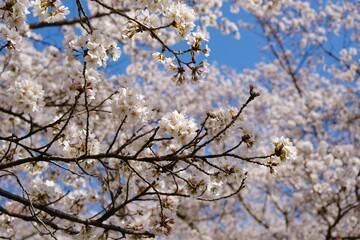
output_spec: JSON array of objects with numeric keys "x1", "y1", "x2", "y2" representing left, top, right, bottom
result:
[
  {"x1": 207, "y1": 27, "x2": 265, "y2": 70},
  {"x1": 206, "y1": 6, "x2": 266, "y2": 70}
]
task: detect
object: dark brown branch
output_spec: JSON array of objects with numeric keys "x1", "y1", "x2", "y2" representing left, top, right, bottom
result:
[
  {"x1": 0, "y1": 206, "x2": 79, "y2": 235},
  {"x1": 29, "y1": 12, "x2": 114, "y2": 29},
  {"x1": 0, "y1": 188, "x2": 155, "y2": 238}
]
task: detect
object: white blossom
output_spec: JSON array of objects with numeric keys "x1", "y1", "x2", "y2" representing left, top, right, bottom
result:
[
  {"x1": 273, "y1": 136, "x2": 297, "y2": 161},
  {"x1": 111, "y1": 87, "x2": 149, "y2": 125},
  {"x1": 159, "y1": 110, "x2": 197, "y2": 145},
  {"x1": 7, "y1": 78, "x2": 45, "y2": 113},
  {"x1": 32, "y1": 0, "x2": 69, "y2": 23}
]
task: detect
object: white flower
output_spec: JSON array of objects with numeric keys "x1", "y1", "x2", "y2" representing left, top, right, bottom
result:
[
  {"x1": 32, "y1": 0, "x2": 69, "y2": 23},
  {"x1": 25, "y1": 161, "x2": 48, "y2": 175},
  {"x1": 165, "y1": 3, "x2": 197, "y2": 38},
  {"x1": 203, "y1": 44, "x2": 211, "y2": 57},
  {"x1": 57, "y1": 123, "x2": 101, "y2": 158},
  {"x1": 109, "y1": 45, "x2": 121, "y2": 61},
  {"x1": 296, "y1": 140, "x2": 314, "y2": 155},
  {"x1": 0, "y1": 214, "x2": 13, "y2": 233},
  {"x1": 64, "y1": 63, "x2": 99, "y2": 100},
  {"x1": 30, "y1": 176, "x2": 62, "y2": 202},
  {"x1": 187, "y1": 31, "x2": 208, "y2": 48},
  {"x1": 185, "y1": 175, "x2": 207, "y2": 197},
  {"x1": 153, "y1": 52, "x2": 166, "y2": 64},
  {"x1": 0, "y1": 0, "x2": 30, "y2": 30},
  {"x1": 111, "y1": 87, "x2": 149, "y2": 125},
  {"x1": 88, "y1": 30, "x2": 104, "y2": 44},
  {"x1": 84, "y1": 54, "x2": 102, "y2": 69},
  {"x1": 0, "y1": 27, "x2": 22, "y2": 50},
  {"x1": 8, "y1": 78, "x2": 45, "y2": 113},
  {"x1": 159, "y1": 110, "x2": 197, "y2": 145},
  {"x1": 208, "y1": 176, "x2": 223, "y2": 196},
  {"x1": 150, "y1": 213, "x2": 175, "y2": 236},
  {"x1": 86, "y1": 41, "x2": 103, "y2": 58},
  {"x1": 68, "y1": 30, "x2": 121, "y2": 69},
  {"x1": 272, "y1": 136, "x2": 297, "y2": 161}
]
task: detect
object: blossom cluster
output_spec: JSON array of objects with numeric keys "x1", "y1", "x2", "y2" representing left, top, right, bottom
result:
[
  {"x1": 124, "y1": 9, "x2": 161, "y2": 38},
  {"x1": 206, "y1": 108, "x2": 238, "y2": 138},
  {"x1": 206, "y1": 108, "x2": 259, "y2": 148},
  {"x1": 152, "y1": 30, "x2": 210, "y2": 85},
  {"x1": 118, "y1": 1, "x2": 208, "y2": 85},
  {"x1": 69, "y1": 30, "x2": 121, "y2": 69},
  {"x1": 164, "y1": 3, "x2": 197, "y2": 38},
  {"x1": 63, "y1": 189, "x2": 88, "y2": 214},
  {"x1": 272, "y1": 136, "x2": 297, "y2": 162},
  {"x1": 32, "y1": 0, "x2": 69, "y2": 23},
  {"x1": 159, "y1": 110, "x2": 197, "y2": 145},
  {"x1": 0, "y1": 214, "x2": 13, "y2": 235},
  {"x1": 0, "y1": 26, "x2": 22, "y2": 50},
  {"x1": 209, "y1": 163, "x2": 246, "y2": 195},
  {"x1": 30, "y1": 176, "x2": 62, "y2": 203},
  {"x1": 111, "y1": 87, "x2": 150, "y2": 125},
  {"x1": 187, "y1": 31, "x2": 210, "y2": 57},
  {"x1": 0, "y1": 0, "x2": 30, "y2": 50},
  {"x1": 63, "y1": 62, "x2": 100, "y2": 100},
  {"x1": 55, "y1": 123, "x2": 101, "y2": 159},
  {"x1": 1, "y1": 0, "x2": 358, "y2": 239},
  {"x1": 123, "y1": 2, "x2": 197, "y2": 39},
  {"x1": 150, "y1": 196, "x2": 178, "y2": 236},
  {"x1": 0, "y1": 0, "x2": 30, "y2": 29},
  {"x1": 7, "y1": 78, "x2": 45, "y2": 113}
]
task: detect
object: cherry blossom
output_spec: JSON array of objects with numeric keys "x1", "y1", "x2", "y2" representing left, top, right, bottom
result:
[{"x1": 0, "y1": 0, "x2": 358, "y2": 239}]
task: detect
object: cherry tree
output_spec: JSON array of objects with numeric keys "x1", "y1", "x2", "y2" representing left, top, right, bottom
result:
[
  {"x1": 0, "y1": 0, "x2": 358, "y2": 239},
  {"x1": 154, "y1": 0, "x2": 359, "y2": 239}
]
